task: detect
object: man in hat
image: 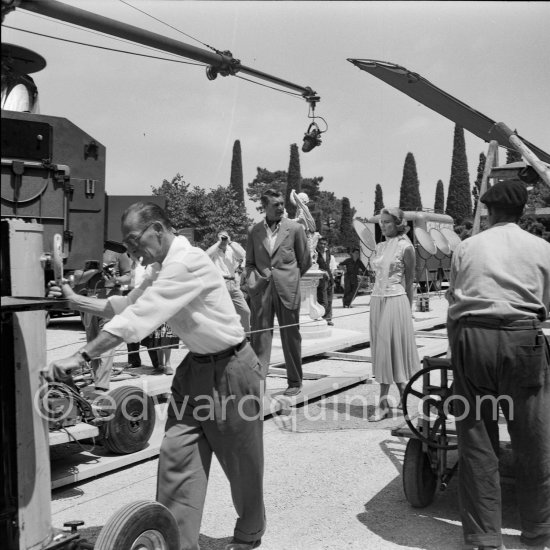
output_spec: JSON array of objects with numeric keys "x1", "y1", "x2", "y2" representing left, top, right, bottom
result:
[
  {"x1": 446, "y1": 180, "x2": 550, "y2": 550},
  {"x1": 206, "y1": 230, "x2": 250, "y2": 333}
]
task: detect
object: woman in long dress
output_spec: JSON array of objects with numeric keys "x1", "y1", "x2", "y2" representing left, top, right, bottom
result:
[{"x1": 369, "y1": 207, "x2": 419, "y2": 421}]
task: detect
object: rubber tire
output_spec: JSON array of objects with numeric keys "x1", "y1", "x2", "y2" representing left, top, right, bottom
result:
[
  {"x1": 403, "y1": 438, "x2": 437, "y2": 508},
  {"x1": 100, "y1": 386, "x2": 155, "y2": 455},
  {"x1": 95, "y1": 500, "x2": 180, "y2": 550}
]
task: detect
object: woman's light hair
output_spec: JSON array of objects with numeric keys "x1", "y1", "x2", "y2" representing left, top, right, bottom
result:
[{"x1": 380, "y1": 207, "x2": 408, "y2": 235}]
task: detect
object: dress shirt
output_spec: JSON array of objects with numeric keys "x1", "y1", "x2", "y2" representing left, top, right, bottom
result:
[
  {"x1": 263, "y1": 220, "x2": 281, "y2": 254},
  {"x1": 104, "y1": 236, "x2": 244, "y2": 353},
  {"x1": 446, "y1": 222, "x2": 550, "y2": 323}
]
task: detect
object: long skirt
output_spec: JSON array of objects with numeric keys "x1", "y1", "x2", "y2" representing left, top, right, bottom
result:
[{"x1": 369, "y1": 294, "x2": 419, "y2": 384}]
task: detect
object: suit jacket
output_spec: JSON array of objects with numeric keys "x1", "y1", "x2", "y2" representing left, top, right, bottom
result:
[{"x1": 245, "y1": 217, "x2": 312, "y2": 310}]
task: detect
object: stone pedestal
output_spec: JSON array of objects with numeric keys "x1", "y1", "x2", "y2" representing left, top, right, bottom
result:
[{"x1": 299, "y1": 268, "x2": 332, "y2": 339}]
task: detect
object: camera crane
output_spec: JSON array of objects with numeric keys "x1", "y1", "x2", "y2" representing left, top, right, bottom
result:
[{"x1": 4, "y1": 0, "x2": 320, "y2": 105}]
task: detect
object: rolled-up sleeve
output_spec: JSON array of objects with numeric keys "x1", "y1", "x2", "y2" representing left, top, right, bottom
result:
[{"x1": 103, "y1": 257, "x2": 205, "y2": 343}]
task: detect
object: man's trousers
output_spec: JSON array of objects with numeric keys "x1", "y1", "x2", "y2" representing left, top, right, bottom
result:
[
  {"x1": 449, "y1": 316, "x2": 550, "y2": 548},
  {"x1": 157, "y1": 342, "x2": 266, "y2": 550},
  {"x1": 249, "y1": 284, "x2": 303, "y2": 387},
  {"x1": 317, "y1": 277, "x2": 333, "y2": 322},
  {"x1": 82, "y1": 312, "x2": 112, "y2": 389},
  {"x1": 225, "y1": 279, "x2": 251, "y2": 334}
]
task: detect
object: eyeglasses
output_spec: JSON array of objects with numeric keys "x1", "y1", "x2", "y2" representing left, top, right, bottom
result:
[{"x1": 122, "y1": 222, "x2": 154, "y2": 250}]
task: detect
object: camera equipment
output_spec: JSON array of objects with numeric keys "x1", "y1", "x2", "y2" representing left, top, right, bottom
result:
[{"x1": 302, "y1": 122, "x2": 322, "y2": 153}]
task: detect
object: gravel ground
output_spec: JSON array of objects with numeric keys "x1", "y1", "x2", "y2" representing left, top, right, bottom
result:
[{"x1": 46, "y1": 293, "x2": 531, "y2": 549}]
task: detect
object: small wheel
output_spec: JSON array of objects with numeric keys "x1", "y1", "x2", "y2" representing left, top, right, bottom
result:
[
  {"x1": 403, "y1": 438, "x2": 437, "y2": 508},
  {"x1": 100, "y1": 386, "x2": 155, "y2": 454},
  {"x1": 95, "y1": 500, "x2": 180, "y2": 550}
]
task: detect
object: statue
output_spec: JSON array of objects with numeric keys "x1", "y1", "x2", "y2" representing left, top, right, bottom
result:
[{"x1": 290, "y1": 190, "x2": 320, "y2": 268}]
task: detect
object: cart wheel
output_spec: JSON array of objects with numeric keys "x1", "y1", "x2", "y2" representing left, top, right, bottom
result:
[
  {"x1": 402, "y1": 359, "x2": 457, "y2": 450},
  {"x1": 95, "y1": 500, "x2": 179, "y2": 550},
  {"x1": 100, "y1": 386, "x2": 155, "y2": 454},
  {"x1": 403, "y1": 438, "x2": 437, "y2": 508}
]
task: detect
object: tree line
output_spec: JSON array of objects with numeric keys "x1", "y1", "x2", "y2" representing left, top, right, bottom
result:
[
  {"x1": 152, "y1": 125, "x2": 550, "y2": 250},
  {"x1": 152, "y1": 140, "x2": 360, "y2": 251}
]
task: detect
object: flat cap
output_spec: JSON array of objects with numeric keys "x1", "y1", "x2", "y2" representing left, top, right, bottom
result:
[{"x1": 480, "y1": 180, "x2": 528, "y2": 208}]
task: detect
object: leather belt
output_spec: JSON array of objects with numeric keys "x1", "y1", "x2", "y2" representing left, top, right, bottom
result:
[{"x1": 191, "y1": 340, "x2": 247, "y2": 363}]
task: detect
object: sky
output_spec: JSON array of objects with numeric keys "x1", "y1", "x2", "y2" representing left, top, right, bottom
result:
[{"x1": 3, "y1": 1, "x2": 549, "y2": 222}]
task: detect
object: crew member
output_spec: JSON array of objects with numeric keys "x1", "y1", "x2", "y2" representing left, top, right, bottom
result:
[
  {"x1": 446, "y1": 180, "x2": 550, "y2": 550},
  {"x1": 45, "y1": 202, "x2": 266, "y2": 550},
  {"x1": 316, "y1": 236, "x2": 337, "y2": 326},
  {"x1": 206, "y1": 230, "x2": 250, "y2": 334}
]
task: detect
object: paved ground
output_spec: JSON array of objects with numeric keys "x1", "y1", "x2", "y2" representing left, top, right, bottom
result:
[{"x1": 46, "y1": 293, "x2": 532, "y2": 550}]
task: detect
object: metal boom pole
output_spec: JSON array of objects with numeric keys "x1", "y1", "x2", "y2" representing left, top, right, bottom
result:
[{"x1": 17, "y1": 0, "x2": 318, "y2": 100}]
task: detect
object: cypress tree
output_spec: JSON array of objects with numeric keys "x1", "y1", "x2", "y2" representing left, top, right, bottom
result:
[
  {"x1": 472, "y1": 152, "x2": 486, "y2": 218},
  {"x1": 229, "y1": 139, "x2": 245, "y2": 206},
  {"x1": 340, "y1": 197, "x2": 358, "y2": 251},
  {"x1": 284, "y1": 143, "x2": 302, "y2": 219},
  {"x1": 446, "y1": 125, "x2": 472, "y2": 224},
  {"x1": 506, "y1": 148, "x2": 522, "y2": 163},
  {"x1": 434, "y1": 180, "x2": 445, "y2": 214},
  {"x1": 399, "y1": 152, "x2": 423, "y2": 211},
  {"x1": 374, "y1": 184, "x2": 385, "y2": 215}
]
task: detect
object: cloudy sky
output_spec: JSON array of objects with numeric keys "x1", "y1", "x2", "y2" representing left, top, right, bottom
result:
[{"x1": 3, "y1": 1, "x2": 549, "y2": 221}]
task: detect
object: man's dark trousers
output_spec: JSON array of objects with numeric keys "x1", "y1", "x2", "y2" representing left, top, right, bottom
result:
[
  {"x1": 317, "y1": 276, "x2": 333, "y2": 322},
  {"x1": 157, "y1": 342, "x2": 266, "y2": 550},
  {"x1": 250, "y1": 282, "x2": 302, "y2": 388},
  {"x1": 449, "y1": 316, "x2": 550, "y2": 548}
]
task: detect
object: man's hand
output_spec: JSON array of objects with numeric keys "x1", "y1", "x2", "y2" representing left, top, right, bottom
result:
[
  {"x1": 47, "y1": 279, "x2": 75, "y2": 300},
  {"x1": 42, "y1": 353, "x2": 86, "y2": 382}
]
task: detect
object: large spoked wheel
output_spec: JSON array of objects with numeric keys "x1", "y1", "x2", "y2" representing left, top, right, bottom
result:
[
  {"x1": 95, "y1": 500, "x2": 180, "y2": 550},
  {"x1": 402, "y1": 359, "x2": 457, "y2": 450},
  {"x1": 100, "y1": 386, "x2": 155, "y2": 454},
  {"x1": 402, "y1": 438, "x2": 437, "y2": 508}
]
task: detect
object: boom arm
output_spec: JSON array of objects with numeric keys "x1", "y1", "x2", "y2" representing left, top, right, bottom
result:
[{"x1": 14, "y1": 0, "x2": 318, "y2": 101}]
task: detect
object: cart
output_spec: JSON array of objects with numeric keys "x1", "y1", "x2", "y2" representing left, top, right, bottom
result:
[{"x1": 392, "y1": 356, "x2": 514, "y2": 508}]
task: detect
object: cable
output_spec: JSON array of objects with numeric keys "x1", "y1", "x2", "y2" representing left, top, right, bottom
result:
[
  {"x1": 118, "y1": 0, "x2": 216, "y2": 51},
  {"x1": 3, "y1": 25, "x2": 206, "y2": 66}
]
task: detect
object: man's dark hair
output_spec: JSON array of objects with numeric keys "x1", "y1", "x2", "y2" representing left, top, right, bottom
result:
[
  {"x1": 121, "y1": 202, "x2": 172, "y2": 229},
  {"x1": 260, "y1": 189, "x2": 284, "y2": 209}
]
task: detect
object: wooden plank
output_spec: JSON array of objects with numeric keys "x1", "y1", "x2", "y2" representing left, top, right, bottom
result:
[
  {"x1": 50, "y1": 367, "x2": 369, "y2": 489},
  {"x1": 321, "y1": 351, "x2": 370, "y2": 362},
  {"x1": 49, "y1": 423, "x2": 100, "y2": 446}
]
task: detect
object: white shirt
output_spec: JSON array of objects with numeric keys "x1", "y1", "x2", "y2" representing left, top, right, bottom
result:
[
  {"x1": 446, "y1": 223, "x2": 550, "y2": 322},
  {"x1": 264, "y1": 220, "x2": 281, "y2": 254},
  {"x1": 104, "y1": 236, "x2": 244, "y2": 353},
  {"x1": 206, "y1": 241, "x2": 245, "y2": 278}
]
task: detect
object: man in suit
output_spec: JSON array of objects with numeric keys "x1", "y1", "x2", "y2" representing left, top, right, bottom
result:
[
  {"x1": 245, "y1": 189, "x2": 312, "y2": 396},
  {"x1": 316, "y1": 236, "x2": 337, "y2": 326}
]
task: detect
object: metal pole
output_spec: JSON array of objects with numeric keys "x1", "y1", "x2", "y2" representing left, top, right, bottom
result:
[{"x1": 19, "y1": 0, "x2": 317, "y2": 98}]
